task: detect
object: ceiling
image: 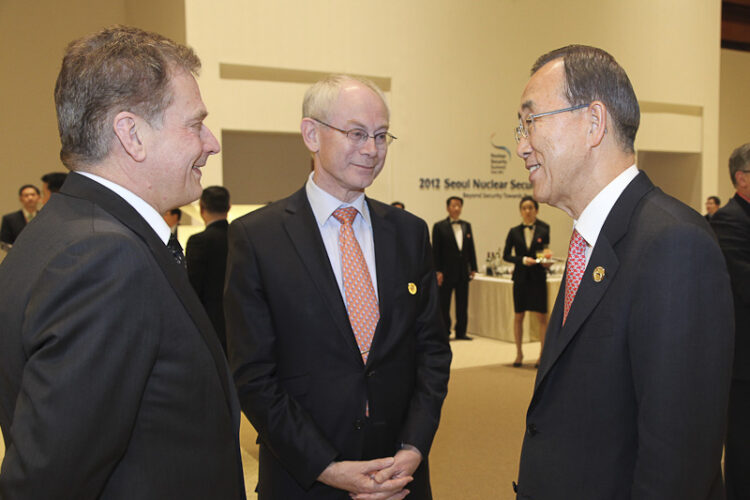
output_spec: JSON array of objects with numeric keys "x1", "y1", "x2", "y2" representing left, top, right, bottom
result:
[{"x1": 723, "y1": 0, "x2": 750, "y2": 51}]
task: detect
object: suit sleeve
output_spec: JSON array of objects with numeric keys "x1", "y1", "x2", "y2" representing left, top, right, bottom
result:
[
  {"x1": 0, "y1": 215, "x2": 13, "y2": 244},
  {"x1": 431, "y1": 222, "x2": 444, "y2": 273},
  {"x1": 712, "y1": 208, "x2": 750, "y2": 308},
  {"x1": 466, "y1": 223, "x2": 478, "y2": 272},
  {"x1": 224, "y1": 221, "x2": 339, "y2": 489},
  {"x1": 397, "y1": 221, "x2": 452, "y2": 455},
  {"x1": 186, "y1": 232, "x2": 208, "y2": 297},
  {"x1": 0, "y1": 234, "x2": 160, "y2": 499},
  {"x1": 628, "y1": 224, "x2": 733, "y2": 499},
  {"x1": 503, "y1": 228, "x2": 521, "y2": 265}
]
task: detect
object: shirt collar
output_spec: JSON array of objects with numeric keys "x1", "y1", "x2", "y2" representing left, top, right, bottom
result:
[
  {"x1": 77, "y1": 171, "x2": 172, "y2": 244},
  {"x1": 574, "y1": 164, "x2": 639, "y2": 247},
  {"x1": 305, "y1": 172, "x2": 370, "y2": 228},
  {"x1": 22, "y1": 208, "x2": 37, "y2": 220}
]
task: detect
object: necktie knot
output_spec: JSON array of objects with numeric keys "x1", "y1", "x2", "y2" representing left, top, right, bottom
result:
[{"x1": 333, "y1": 206, "x2": 358, "y2": 226}]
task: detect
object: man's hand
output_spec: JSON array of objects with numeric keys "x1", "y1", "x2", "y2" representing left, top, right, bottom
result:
[
  {"x1": 436, "y1": 271, "x2": 444, "y2": 286},
  {"x1": 348, "y1": 447, "x2": 423, "y2": 500},
  {"x1": 318, "y1": 458, "x2": 412, "y2": 497},
  {"x1": 469, "y1": 271, "x2": 476, "y2": 280},
  {"x1": 522, "y1": 256, "x2": 536, "y2": 266}
]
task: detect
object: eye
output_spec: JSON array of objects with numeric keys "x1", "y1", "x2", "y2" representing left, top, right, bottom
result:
[
  {"x1": 348, "y1": 129, "x2": 367, "y2": 142},
  {"x1": 374, "y1": 132, "x2": 388, "y2": 145}
]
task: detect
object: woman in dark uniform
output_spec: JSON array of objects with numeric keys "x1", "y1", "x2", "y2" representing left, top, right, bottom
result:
[{"x1": 503, "y1": 196, "x2": 551, "y2": 367}]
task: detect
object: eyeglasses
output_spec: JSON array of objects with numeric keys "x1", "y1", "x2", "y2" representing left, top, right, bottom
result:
[
  {"x1": 312, "y1": 118, "x2": 396, "y2": 148},
  {"x1": 514, "y1": 103, "x2": 590, "y2": 143}
]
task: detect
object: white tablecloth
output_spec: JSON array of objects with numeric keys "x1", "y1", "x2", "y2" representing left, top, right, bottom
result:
[{"x1": 466, "y1": 274, "x2": 562, "y2": 342}]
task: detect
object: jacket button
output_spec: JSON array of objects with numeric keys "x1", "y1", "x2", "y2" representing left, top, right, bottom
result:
[
  {"x1": 354, "y1": 419, "x2": 364, "y2": 430},
  {"x1": 367, "y1": 370, "x2": 376, "y2": 377},
  {"x1": 527, "y1": 423, "x2": 538, "y2": 436}
]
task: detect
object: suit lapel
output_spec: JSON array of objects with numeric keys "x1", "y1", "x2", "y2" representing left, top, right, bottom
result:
[
  {"x1": 282, "y1": 189, "x2": 363, "y2": 361},
  {"x1": 368, "y1": 199, "x2": 396, "y2": 367},
  {"x1": 60, "y1": 173, "x2": 238, "y2": 419},
  {"x1": 533, "y1": 172, "x2": 654, "y2": 393}
]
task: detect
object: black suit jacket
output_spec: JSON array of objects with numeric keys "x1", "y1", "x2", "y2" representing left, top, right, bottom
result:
[
  {"x1": 502, "y1": 221, "x2": 550, "y2": 284},
  {"x1": 186, "y1": 219, "x2": 229, "y2": 352},
  {"x1": 0, "y1": 210, "x2": 27, "y2": 244},
  {"x1": 516, "y1": 172, "x2": 734, "y2": 500},
  {"x1": 224, "y1": 187, "x2": 451, "y2": 498},
  {"x1": 0, "y1": 173, "x2": 245, "y2": 499},
  {"x1": 711, "y1": 193, "x2": 750, "y2": 381},
  {"x1": 431, "y1": 218, "x2": 477, "y2": 284}
]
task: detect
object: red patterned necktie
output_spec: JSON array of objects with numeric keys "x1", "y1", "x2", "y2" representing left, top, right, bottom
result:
[
  {"x1": 563, "y1": 229, "x2": 587, "y2": 325},
  {"x1": 332, "y1": 207, "x2": 379, "y2": 363}
]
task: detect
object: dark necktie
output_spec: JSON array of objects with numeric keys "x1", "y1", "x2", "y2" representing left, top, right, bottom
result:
[{"x1": 167, "y1": 233, "x2": 186, "y2": 268}]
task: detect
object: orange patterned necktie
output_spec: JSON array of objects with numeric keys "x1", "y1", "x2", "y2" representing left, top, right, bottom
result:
[
  {"x1": 332, "y1": 207, "x2": 379, "y2": 363},
  {"x1": 563, "y1": 229, "x2": 587, "y2": 325}
]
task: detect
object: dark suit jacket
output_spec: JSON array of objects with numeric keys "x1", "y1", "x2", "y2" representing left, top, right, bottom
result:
[
  {"x1": 502, "y1": 220, "x2": 550, "y2": 284},
  {"x1": 224, "y1": 187, "x2": 451, "y2": 499},
  {"x1": 516, "y1": 172, "x2": 734, "y2": 500},
  {"x1": 0, "y1": 173, "x2": 245, "y2": 499},
  {"x1": 186, "y1": 219, "x2": 229, "y2": 352},
  {"x1": 431, "y1": 218, "x2": 477, "y2": 284},
  {"x1": 711, "y1": 193, "x2": 750, "y2": 381},
  {"x1": 0, "y1": 210, "x2": 27, "y2": 244}
]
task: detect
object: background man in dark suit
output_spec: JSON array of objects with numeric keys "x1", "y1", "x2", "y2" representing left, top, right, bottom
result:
[
  {"x1": 705, "y1": 195, "x2": 721, "y2": 221},
  {"x1": 163, "y1": 207, "x2": 182, "y2": 237},
  {"x1": 432, "y1": 196, "x2": 478, "y2": 340},
  {"x1": 513, "y1": 45, "x2": 733, "y2": 499},
  {"x1": 0, "y1": 184, "x2": 39, "y2": 245},
  {"x1": 502, "y1": 195, "x2": 551, "y2": 367},
  {"x1": 225, "y1": 74, "x2": 451, "y2": 499},
  {"x1": 40, "y1": 172, "x2": 68, "y2": 206},
  {"x1": 0, "y1": 26, "x2": 245, "y2": 498},
  {"x1": 187, "y1": 185, "x2": 231, "y2": 353},
  {"x1": 711, "y1": 143, "x2": 750, "y2": 500}
]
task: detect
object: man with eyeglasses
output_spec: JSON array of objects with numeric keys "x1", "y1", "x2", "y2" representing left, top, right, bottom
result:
[
  {"x1": 711, "y1": 143, "x2": 750, "y2": 500},
  {"x1": 513, "y1": 45, "x2": 733, "y2": 500},
  {"x1": 225, "y1": 74, "x2": 451, "y2": 499}
]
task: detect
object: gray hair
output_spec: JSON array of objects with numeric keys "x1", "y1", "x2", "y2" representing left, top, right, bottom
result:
[
  {"x1": 729, "y1": 143, "x2": 750, "y2": 186},
  {"x1": 55, "y1": 25, "x2": 201, "y2": 169},
  {"x1": 302, "y1": 74, "x2": 390, "y2": 122}
]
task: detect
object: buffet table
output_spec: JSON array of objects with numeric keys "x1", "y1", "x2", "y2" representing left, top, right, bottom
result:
[{"x1": 466, "y1": 274, "x2": 562, "y2": 342}]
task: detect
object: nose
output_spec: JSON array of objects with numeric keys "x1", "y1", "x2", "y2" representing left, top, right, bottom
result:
[
  {"x1": 516, "y1": 135, "x2": 531, "y2": 159},
  {"x1": 359, "y1": 135, "x2": 378, "y2": 155},
  {"x1": 202, "y1": 124, "x2": 221, "y2": 155}
]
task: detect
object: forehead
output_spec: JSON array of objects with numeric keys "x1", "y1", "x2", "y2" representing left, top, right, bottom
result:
[
  {"x1": 519, "y1": 59, "x2": 567, "y2": 114},
  {"x1": 165, "y1": 70, "x2": 207, "y2": 119},
  {"x1": 521, "y1": 200, "x2": 536, "y2": 209},
  {"x1": 20, "y1": 187, "x2": 38, "y2": 196},
  {"x1": 328, "y1": 82, "x2": 388, "y2": 127}
]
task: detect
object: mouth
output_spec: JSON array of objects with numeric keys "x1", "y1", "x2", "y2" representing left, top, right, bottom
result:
[{"x1": 527, "y1": 164, "x2": 540, "y2": 174}]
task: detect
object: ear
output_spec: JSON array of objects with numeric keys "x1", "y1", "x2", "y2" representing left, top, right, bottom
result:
[
  {"x1": 300, "y1": 117, "x2": 320, "y2": 153},
  {"x1": 586, "y1": 101, "x2": 607, "y2": 148},
  {"x1": 113, "y1": 111, "x2": 147, "y2": 162}
]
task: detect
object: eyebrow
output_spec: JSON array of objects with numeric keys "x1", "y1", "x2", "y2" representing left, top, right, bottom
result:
[
  {"x1": 518, "y1": 100, "x2": 534, "y2": 118},
  {"x1": 344, "y1": 119, "x2": 389, "y2": 132}
]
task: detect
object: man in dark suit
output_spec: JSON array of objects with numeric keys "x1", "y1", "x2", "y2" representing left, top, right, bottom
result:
[
  {"x1": 40, "y1": 172, "x2": 68, "y2": 206},
  {"x1": 0, "y1": 26, "x2": 245, "y2": 498},
  {"x1": 225, "y1": 75, "x2": 451, "y2": 499},
  {"x1": 0, "y1": 184, "x2": 40, "y2": 245},
  {"x1": 513, "y1": 45, "x2": 733, "y2": 499},
  {"x1": 711, "y1": 143, "x2": 750, "y2": 500},
  {"x1": 705, "y1": 195, "x2": 721, "y2": 221},
  {"x1": 187, "y1": 185, "x2": 231, "y2": 353},
  {"x1": 432, "y1": 196, "x2": 478, "y2": 340}
]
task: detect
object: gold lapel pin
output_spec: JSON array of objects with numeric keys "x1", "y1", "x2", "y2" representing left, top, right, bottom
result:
[
  {"x1": 408, "y1": 282, "x2": 417, "y2": 295},
  {"x1": 592, "y1": 266, "x2": 605, "y2": 282}
]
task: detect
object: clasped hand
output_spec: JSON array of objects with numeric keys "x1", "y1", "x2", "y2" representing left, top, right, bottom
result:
[{"x1": 318, "y1": 448, "x2": 422, "y2": 500}]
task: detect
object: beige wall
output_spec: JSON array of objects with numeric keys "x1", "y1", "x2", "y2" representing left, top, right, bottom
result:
[
  {"x1": 719, "y1": 48, "x2": 750, "y2": 204},
  {"x1": 0, "y1": 0, "x2": 733, "y2": 259},
  {"x1": 0, "y1": 0, "x2": 184, "y2": 217},
  {"x1": 185, "y1": 0, "x2": 721, "y2": 260}
]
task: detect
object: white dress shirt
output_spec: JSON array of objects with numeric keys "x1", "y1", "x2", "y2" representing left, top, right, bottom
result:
[
  {"x1": 451, "y1": 219, "x2": 463, "y2": 251},
  {"x1": 573, "y1": 164, "x2": 639, "y2": 265},
  {"x1": 305, "y1": 173, "x2": 379, "y2": 301},
  {"x1": 77, "y1": 171, "x2": 172, "y2": 245}
]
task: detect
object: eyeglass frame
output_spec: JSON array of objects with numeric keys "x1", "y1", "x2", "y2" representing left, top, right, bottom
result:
[
  {"x1": 311, "y1": 118, "x2": 397, "y2": 148},
  {"x1": 514, "y1": 103, "x2": 590, "y2": 143}
]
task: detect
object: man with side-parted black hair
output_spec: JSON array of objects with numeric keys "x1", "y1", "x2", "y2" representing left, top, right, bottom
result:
[
  {"x1": 0, "y1": 185, "x2": 40, "y2": 246},
  {"x1": 40, "y1": 172, "x2": 68, "y2": 205},
  {"x1": 513, "y1": 45, "x2": 733, "y2": 500},
  {"x1": 432, "y1": 196, "x2": 478, "y2": 340}
]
